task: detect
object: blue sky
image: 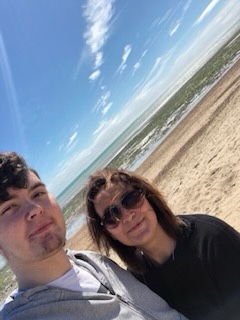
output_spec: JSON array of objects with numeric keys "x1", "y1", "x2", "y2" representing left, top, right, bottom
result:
[{"x1": 0, "y1": 0, "x2": 239, "y2": 196}]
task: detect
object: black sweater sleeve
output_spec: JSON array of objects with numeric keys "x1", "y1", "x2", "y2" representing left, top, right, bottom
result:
[
  {"x1": 185, "y1": 214, "x2": 240, "y2": 319},
  {"x1": 197, "y1": 215, "x2": 240, "y2": 316}
]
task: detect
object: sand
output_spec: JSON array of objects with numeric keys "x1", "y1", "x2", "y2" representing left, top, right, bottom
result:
[{"x1": 66, "y1": 59, "x2": 240, "y2": 266}]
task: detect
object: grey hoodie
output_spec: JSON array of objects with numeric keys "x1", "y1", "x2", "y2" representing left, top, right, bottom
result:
[{"x1": 0, "y1": 250, "x2": 188, "y2": 320}]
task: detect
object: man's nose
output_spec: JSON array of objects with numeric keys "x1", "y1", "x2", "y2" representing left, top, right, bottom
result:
[{"x1": 25, "y1": 202, "x2": 43, "y2": 220}]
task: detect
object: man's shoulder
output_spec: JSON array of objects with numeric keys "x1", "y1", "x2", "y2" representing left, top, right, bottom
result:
[
  {"x1": 66, "y1": 249, "x2": 109, "y2": 263},
  {"x1": 66, "y1": 249, "x2": 123, "y2": 274}
]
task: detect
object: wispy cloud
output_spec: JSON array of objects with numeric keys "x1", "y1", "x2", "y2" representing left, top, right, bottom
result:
[
  {"x1": 131, "y1": 49, "x2": 148, "y2": 76},
  {"x1": 169, "y1": 22, "x2": 180, "y2": 36},
  {"x1": 93, "y1": 90, "x2": 112, "y2": 114},
  {"x1": 117, "y1": 44, "x2": 132, "y2": 74},
  {"x1": 89, "y1": 69, "x2": 101, "y2": 81},
  {"x1": 0, "y1": 32, "x2": 26, "y2": 150},
  {"x1": 48, "y1": 0, "x2": 240, "y2": 196},
  {"x1": 150, "y1": 10, "x2": 172, "y2": 29},
  {"x1": 133, "y1": 47, "x2": 176, "y2": 98},
  {"x1": 169, "y1": 0, "x2": 192, "y2": 36},
  {"x1": 193, "y1": 0, "x2": 220, "y2": 26},
  {"x1": 66, "y1": 132, "x2": 78, "y2": 148},
  {"x1": 102, "y1": 102, "x2": 112, "y2": 115},
  {"x1": 83, "y1": 0, "x2": 115, "y2": 75},
  {"x1": 132, "y1": 62, "x2": 141, "y2": 75}
]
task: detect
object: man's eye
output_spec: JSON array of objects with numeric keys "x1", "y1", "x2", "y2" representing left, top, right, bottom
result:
[
  {"x1": 33, "y1": 191, "x2": 47, "y2": 198},
  {"x1": 0, "y1": 205, "x2": 16, "y2": 216}
]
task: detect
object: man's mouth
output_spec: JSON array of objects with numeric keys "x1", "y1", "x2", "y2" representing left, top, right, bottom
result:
[{"x1": 29, "y1": 221, "x2": 53, "y2": 238}]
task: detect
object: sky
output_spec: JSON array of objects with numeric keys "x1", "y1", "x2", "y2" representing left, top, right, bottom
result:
[{"x1": 0, "y1": 0, "x2": 239, "y2": 197}]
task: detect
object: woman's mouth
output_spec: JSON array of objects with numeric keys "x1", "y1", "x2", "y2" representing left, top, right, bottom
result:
[{"x1": 127, "y1": 218, "x2": 144, "y2": 234}]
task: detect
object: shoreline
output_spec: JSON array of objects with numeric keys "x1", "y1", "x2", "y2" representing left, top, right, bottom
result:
[
  {"x1": 66, "y1": 59, "x2": 240, "y2": 262},
  {"x1": 1, "y1": 59, "x2": 239, "y2": 303}
]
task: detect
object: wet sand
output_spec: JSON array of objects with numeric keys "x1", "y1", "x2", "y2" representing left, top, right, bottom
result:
[{"x1": 67, "y1": 59, "x2": 240, "y2": 265}]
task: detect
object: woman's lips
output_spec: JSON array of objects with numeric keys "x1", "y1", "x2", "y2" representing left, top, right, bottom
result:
[{"x1": 127, "y1": 218, "x2": 144, "y2": 234}]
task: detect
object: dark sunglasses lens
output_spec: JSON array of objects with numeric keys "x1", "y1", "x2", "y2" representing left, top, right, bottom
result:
[
  {"x1": 102, "y1": 206, "x2": 121, "y2": 228},
  {"x1": 122, "y1": 189, "x2": 143, "y2": 209}
]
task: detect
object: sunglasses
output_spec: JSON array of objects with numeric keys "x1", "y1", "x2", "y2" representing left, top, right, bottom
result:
[{"x1": 100, "y1": 188, "x2": 144, "y2": 229}]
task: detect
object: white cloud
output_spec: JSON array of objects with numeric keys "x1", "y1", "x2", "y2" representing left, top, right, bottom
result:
[
  {"x1": 177, "y1": 0, "x2": 240, "y2": 70},
  {"x1": 169, "y1": 0, "x2": 192, "y2": 36},
  {"x1": 151, "y1": 10, "x2": 172, "y2": 29},
  {"x1": 169, "y1": 21, "x2": 180, "y2": 36},
  {"x1": 48, "y1": 0, "x2": 240, "y2": 197},
  {"x1": 0, "y1": 33, "x2": 26, "y2": 150},
  {"x1": 83, "y1": 0, "x2": 114, "y2": 70},
  {"x1": 89, "y1": 69, "x2": 101, "y2": 81},
  {"x1": 132, "y1": 51, "x2": 173, "y2": 96},
  {"x1": 66, "y1": 132, "x2": 78, "y2": 148},
  {"x1": 183, "y1": 0, "x2": 192, "y2": 12},
  {"x1": 132, "y1": 62, "x2": 141, "y2": 75},
  {"x1": 93, "y1": 90, "x2": 111, "y2": 113},
  {"x1": 117, "y1": 44, "x2": 132, "y2": 74},
  {"x1": 48, "y1": 148, "x2": 93, "y2": 194},
  {"x1": 193, "y1": 0, "x2": 220, "y2": 26},
  {"x1": 102, "y1": 102, "x2": 112, "y2": 115},
  {"x1": 131, "y1": 49, "x2": 148, "y2": 76},
  {"x1": 95, "y1": 52, "x2": 103, "y2": 68},
  {"x1": 92, "y1": 119, "x2": 109, "y2": 137}
]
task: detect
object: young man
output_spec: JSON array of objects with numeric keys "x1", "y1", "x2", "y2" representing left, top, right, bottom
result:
[{"x1": 0, "y1": 152, "x2": 187, "y2": 320}]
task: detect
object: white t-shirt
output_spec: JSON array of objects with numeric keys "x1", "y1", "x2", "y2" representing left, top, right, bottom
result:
[
  {"x1": 6, "y1": 263, "x2": 101, "y2": 303},
  {"x1": 48, "y1": 262, "x2": 100, "y2": 292}
]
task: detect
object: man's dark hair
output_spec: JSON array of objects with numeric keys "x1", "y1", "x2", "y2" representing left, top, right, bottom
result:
[{"x1": 0, "y1": 151, "x2": 39, "y2": 201}]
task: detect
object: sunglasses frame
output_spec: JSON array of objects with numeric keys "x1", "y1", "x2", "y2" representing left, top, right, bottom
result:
[{"x1": 100, "y1": 188, "x2": 144, "y2": 229}]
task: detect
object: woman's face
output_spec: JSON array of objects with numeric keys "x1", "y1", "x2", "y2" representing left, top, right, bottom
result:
[{"x1": 94, "y1": 183, "x2": 161, "y2": 249}]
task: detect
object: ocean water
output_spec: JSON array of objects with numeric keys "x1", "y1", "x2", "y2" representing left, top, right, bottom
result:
[{"x1": 0, "y1": 58, "x2": 237, "y2": 271}]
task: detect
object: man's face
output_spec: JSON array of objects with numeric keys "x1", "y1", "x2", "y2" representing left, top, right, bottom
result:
[{"x1": 0, "y1": 171, "x2": 66, "y2": 266}]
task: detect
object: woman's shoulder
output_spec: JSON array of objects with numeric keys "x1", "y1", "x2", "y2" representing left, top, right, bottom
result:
[
  {"x1": 178, "y1": 213, "x2": 240, "y2": 242},
  {"x1": 178, "y1": 213, "x2": 233, "y2": 230}
]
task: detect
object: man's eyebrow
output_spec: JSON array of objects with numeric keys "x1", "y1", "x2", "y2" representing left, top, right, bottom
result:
[
  {"x1": 0, "y1": 195, "x2": 17, "y2": 205},
  {"x1": 29, "y1": 182, "x2": 46, "y2": 192},
  {"x1": 0, "y1": 182, "x2": 47, "y2": 206}
]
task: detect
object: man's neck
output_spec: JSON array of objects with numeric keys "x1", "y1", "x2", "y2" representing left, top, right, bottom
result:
[{"x1": 14, "y1": 249, "x2": 72, "y2": 291}]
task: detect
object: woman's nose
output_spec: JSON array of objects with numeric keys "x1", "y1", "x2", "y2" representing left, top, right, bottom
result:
[
  {"x1": 26, "y1": 202, "x2": 43, "y2": 220},
  {"x1": 121, "y1": 207, "x2": 136, "y2": 223}
]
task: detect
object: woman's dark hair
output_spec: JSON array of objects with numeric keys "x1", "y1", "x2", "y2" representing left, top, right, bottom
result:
[
  {"x1": 86, "y1": 167, "x2": 184, "y2": 273},
  {"x1": 0, "y1": 151, "x2": 40, "y2": 201}
]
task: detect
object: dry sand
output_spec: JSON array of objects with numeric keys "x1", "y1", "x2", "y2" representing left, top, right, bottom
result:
[{"x1": 67, "y1": 59, "x2": 240, "y2": 266}]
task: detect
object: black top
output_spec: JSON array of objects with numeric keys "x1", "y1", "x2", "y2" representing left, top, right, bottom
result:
[{"x1": 133, "y1": 214, "x2": 240, "y2": 320}]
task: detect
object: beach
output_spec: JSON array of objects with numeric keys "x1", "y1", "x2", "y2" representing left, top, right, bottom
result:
[
  {"x1": 0, "y1": 53, "x2": 239, "y2": 309},
  {"x1": 0, "y1": 57, "x2": 239, "y2": 306},
  {"x1": 67, "y1": 59, "x2": 240, "y2": 265}
]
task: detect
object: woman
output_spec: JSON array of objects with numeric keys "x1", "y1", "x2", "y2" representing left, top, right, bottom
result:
[{"x1": 85, "y1": 168, "x2": 240, "y2": 320}]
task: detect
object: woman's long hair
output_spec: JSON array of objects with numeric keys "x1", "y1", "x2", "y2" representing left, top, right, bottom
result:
[{"x1": 85, "y1": 168, "x2": 184, "y2": 273}]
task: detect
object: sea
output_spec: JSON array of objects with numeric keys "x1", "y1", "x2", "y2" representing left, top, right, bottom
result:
[{"x1": 0, "y1": 56, "x2": 238, "y2": 271}]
